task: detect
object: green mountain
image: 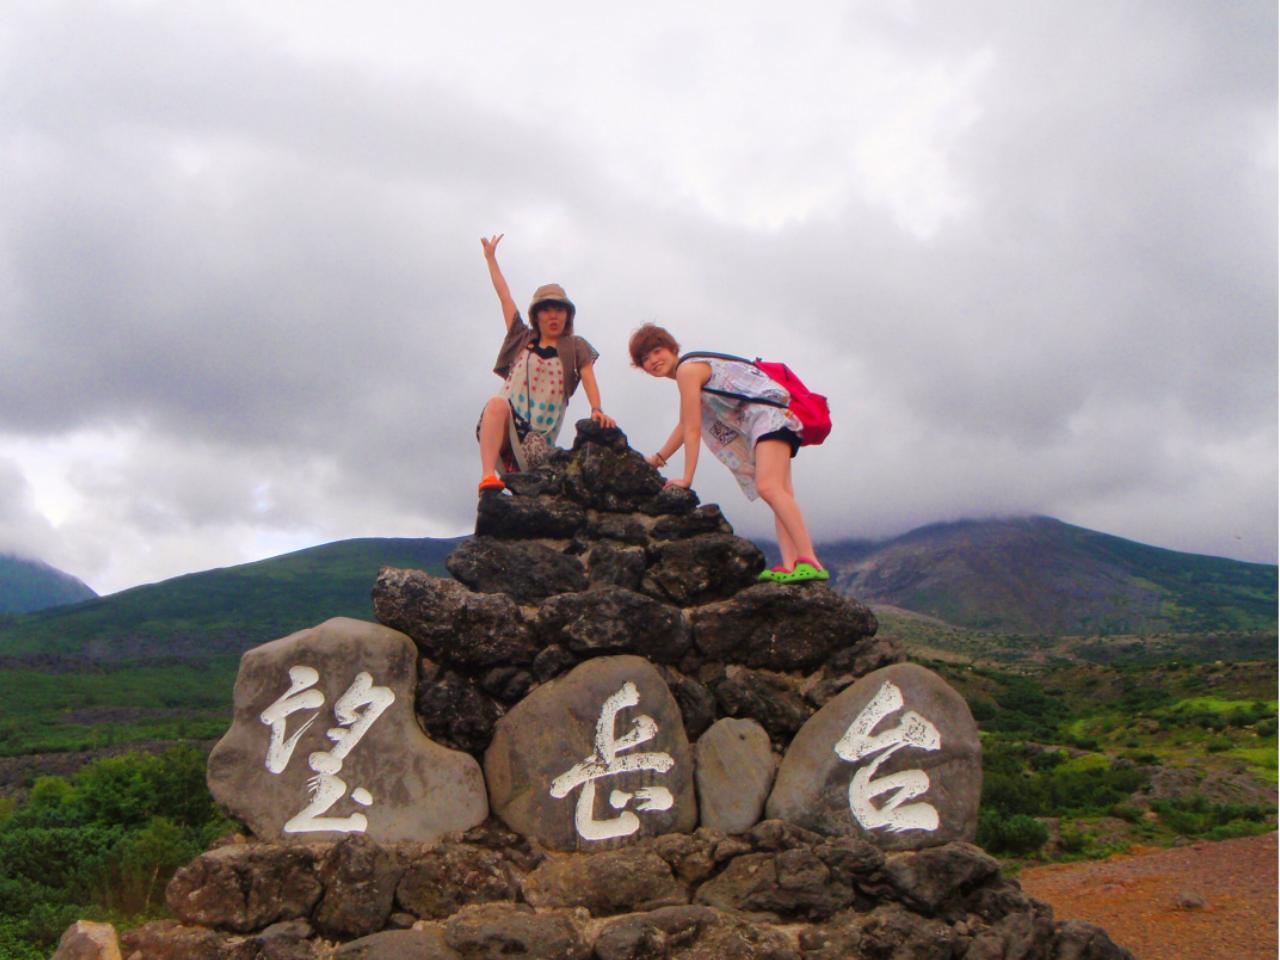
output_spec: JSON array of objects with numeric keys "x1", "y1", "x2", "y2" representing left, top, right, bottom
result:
[
  {"x1": 0, "y1": 537, "x2": 461, "y2": 664},
  {"x1": 0, "y1": 553, "x2": 96, "y2": 614},
  {"x1": 821, "y1": 516, "x2": 1277, "y2": 635}
]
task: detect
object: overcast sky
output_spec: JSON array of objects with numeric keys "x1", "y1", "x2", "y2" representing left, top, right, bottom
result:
[{"x1": 0, "y1": 0, "x2": 1275, "y2": 596}]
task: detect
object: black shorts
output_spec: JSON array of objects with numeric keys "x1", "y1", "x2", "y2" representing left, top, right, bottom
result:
[{"x1": 756, "y1": 428, "x2": 801, "y2": 458}]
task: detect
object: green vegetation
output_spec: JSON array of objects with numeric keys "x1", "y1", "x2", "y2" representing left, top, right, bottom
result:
[
  {"x1": 0, "y1": 747, "x2": 237, "y2": 959},
  {"x1": 0, "y1": 660, "x2": 239, "y2": 756},
  {"x1": 933, "y1": 656, "x2": 1278, "y2": 863},
  {"x1": 0, "y1": 536, "x2": 459, "y2": 661}
]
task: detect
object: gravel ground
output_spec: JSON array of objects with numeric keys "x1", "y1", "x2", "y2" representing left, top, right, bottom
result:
[{"x1": 1019, "y1": 832, "x2": 1278, "y2": 960}]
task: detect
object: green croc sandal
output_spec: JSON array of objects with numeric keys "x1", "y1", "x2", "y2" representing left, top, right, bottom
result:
[
  {"x1": 757, "y1": 566, "x2": 789, "y2": 582},
  {"x1": 774, "y1": 559, "x2": 829, "y2": 583}
]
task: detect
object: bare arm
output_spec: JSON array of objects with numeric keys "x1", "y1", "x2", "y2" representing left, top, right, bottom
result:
[
  {"x1": 668, "y1": 362, "x2": 709, "y2": 488},
  {"x1": 646, "y1": 422, "x2": 685, "y2": 468},
  {"x1": 480, "y1": 234, "x2": 518, "y2": 330},
  {"x1": 578, "y1": 363, "x2": 616, "y2": 428}
]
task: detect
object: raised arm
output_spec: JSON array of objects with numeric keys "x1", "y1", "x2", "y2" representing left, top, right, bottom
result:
[{"x1": 481, "y1": 234, "x2": 518, "y2": 330}]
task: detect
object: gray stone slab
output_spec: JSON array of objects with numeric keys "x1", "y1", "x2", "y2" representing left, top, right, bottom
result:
[
  {"x1": 765, "y1": 662, "x2": 981, "y2": 851},
  {"x1": 695, "y1": 718, "x2": 776, "y2": 834},
  {"x1": 208, "y1": 617, "x2": 488, "y2": 844},
  {"x1": 484, "y1": 655, "x2": 697, "y2": 851}
]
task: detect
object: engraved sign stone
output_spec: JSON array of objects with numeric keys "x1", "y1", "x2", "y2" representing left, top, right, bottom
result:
[
  {"x1": 765, "y1": 662, "x2": 981, "y2": 850},
  {"x1": 484, "y1": 655, "x2": 697, "y2": 851},
  {"x1": 208, "y1": 618, "x2": 488, "y2": 843}
]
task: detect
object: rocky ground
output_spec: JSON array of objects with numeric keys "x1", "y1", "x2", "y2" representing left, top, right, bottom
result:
[{"x1": 1020, "y1": 831, "x2": 1278, "y2": 960}]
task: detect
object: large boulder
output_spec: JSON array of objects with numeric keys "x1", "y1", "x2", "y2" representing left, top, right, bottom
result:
[
  {"x1": 534, "y1": 587, "x2": 691, "y2": 663},
  {"x1": 766, "y1": 662, "x2": 982, "y2": 850},
  {"x1": 485, "y1": 655, "x2": 697, "y2": 851},
  {"x1": 689, "y1": 582, "x2": 878, "y2": 671},
  {"x1": 446, "y1": 537, "x2": 587, "y2": 603},
  {"x1": 372, "y1": 568, "x2": 538, "y2": 667},
  {"x1": 207, "y1": 618, "x2": 488, "y2": 843}
]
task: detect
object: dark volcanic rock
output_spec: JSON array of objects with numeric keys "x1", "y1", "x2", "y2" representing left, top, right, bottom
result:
[
  {"x1": 314, "y1": 834, "x2": 403, "y2": 939},
  {"x1": 395, "y1": 843, "x2": 516, "y2": 920},
  {"x1": 798, "y1": 903, "x2": 955, "y2": 960},
  {"x1": 531, "y1": 644, "x2": 579, "y2": 681},
  {"x1": 640, "y1": 534, "x2": 765, "y2": 605},
  {"x1": 444, "y1": 903, "x2": 590, "y2": 960},
  {"x1": 372, "y1": 568, "x2": 538, "y2": 667},
  {"x1": 637, "y1": 484, "x2": 700, "y2": 516},
  {"x1": 656, "y1": 666, "x2": 717, "y2": 741},
  {"x1": 586, "y1": 541, "x2": 648, "y2": 590},
  {"x1": 475, "y1": 493, "x2": 586, "y2": 539},
  {"x1": 713, "y1": 666, "x2": 814, "y2": 743},
  {"x1": 479, "y1": 666, "x2": 534, "y2": 704},
  {"x1": 484, "y1": 656, "x2": 697, "y2": 852},
  {"x1": 166, "y1": 843, "x2": 321, "y2": 932},
  {"x1": 334, "y1": 928, "x2": 457, "y2": 959},
  {"x1": 767, "y1": 662, "x2": 982, "y2": 851},
  {"x1": 592, "y1": 905, "x2": 717, "y2": 960},
  {"x1": 1051, "y1": 919, "x2": 1137, "y2": 959},
  {"x1": 118, "y1": 921, "x2": 229, "y2": 960},
  {"x1": 586, "y1": 513, "x2": 649, "y2": 544},
  {"x1": 650, "y1": 504, "x2": 733, "y2": 540},
  {"x1": 535, "y1": 587, "x2": 691, "y2": 663},
  {"x1": 690, "y1": 582, "x2": 878, "y2": 671},
  {"x1": 414, "y1": 670, "x2": 502, "y2": 755},
  {"x1": 564, "y1": 438, "x2": 664, "y2": 512},
  {"x1": 521, "y1": 847, "x2": 688, "y2": 916},
  {"x1": 446, "y1": 537, "x2": 587, "y2": 603}
]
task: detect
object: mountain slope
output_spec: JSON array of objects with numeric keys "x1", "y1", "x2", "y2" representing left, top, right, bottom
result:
[
  {"x1": 0, "y1": 554, "x2": 97, "y2": 613},
  {"x1": 825, "y1": 516, "x2": 1276, "y2": 635},
  {"x1": 0, "y1": 537, "x2": 461, "y2": 663}
]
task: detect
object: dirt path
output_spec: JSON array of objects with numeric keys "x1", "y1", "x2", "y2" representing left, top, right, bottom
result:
[{"x1": 1018, "y1": 832, "x2": 1277, "y2": 960}]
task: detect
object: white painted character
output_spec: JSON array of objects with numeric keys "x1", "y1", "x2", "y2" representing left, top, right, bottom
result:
[
  {"x1": 260, "y1": 665, "x2": 325, "y2": 774},
  {"x1": 260, "y1": 666, "x2": 394, "y2": 835},
  {"x1": 550, "y1": 681, "x2": 676, "y2": 841},
  {"x1": 834, "y1": 680, "x2": 942, "y2": 833}
]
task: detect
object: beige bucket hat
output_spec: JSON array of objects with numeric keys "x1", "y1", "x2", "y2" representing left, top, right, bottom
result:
[{"x1": 528, "y1": 283, "x2": 576, "y2": 325}]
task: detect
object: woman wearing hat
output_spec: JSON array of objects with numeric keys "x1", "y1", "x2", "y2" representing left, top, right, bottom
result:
[{"x1": 476, "y1": 234, "x2": 615, "y2": 492}]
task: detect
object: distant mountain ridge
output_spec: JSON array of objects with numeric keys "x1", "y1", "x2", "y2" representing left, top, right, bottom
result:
[
  {"x1": 816, "y1": 516, "x2": 1277, "y2": 636},
  {"x1": 0, "y1": 553, "x2": 96, "y2": 614},
  {"x1": 0, "y1": 517, "x2": 1273, "y2": 667},
  {"x1": 0, "y1": 537, "x2": 461, "y2": 664}
]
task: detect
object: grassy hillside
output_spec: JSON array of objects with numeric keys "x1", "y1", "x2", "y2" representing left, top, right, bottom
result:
[
  {"x1": 0, "y1": 536, "x2": 461, "y2": 662},
  {"x1": 0, "y1": 554, "x2": 96, "y2": 614},
  {"x1": 825, "y1": 516, "x2": 1277, "y2": 635}
]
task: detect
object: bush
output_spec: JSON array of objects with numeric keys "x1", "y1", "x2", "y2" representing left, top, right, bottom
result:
[
  {"x1": 977, "y1": 811, "x2": 1048, "y2": 855},
  {"x1": 1056, "y1": 821, "x2": 1090, "y2": 854}
]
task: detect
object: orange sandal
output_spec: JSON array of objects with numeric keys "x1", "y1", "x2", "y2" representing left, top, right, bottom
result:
[{"x1": 477, "y1": 474, "x2": 506, "y2": 494}]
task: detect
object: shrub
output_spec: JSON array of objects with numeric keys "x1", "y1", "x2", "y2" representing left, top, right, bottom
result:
[{"x1": 977, "y1": 811, "x2": 1048, "y2": 855}]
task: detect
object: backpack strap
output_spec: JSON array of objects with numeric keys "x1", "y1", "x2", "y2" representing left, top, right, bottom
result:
[{"x1": 676, "y1": 352, "x2": 789, "y2": 409}]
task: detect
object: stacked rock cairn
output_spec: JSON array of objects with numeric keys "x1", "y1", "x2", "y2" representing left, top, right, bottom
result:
[{"x1": 60, "y1": 421, "x2": 1134, "y2": 960}]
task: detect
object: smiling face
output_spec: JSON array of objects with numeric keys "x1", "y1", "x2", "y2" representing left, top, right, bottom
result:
[
  {"x1": 641, "y1": 345, "x2": 678, "y2": 378},
  {"x1": 533, "y1": 303, "x2": 568, "y2": 340}
]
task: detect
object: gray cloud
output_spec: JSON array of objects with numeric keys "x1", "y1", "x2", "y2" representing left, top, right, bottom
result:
[{"x1": 0, "y1": 0, "x2": 1273, "y2": 593}]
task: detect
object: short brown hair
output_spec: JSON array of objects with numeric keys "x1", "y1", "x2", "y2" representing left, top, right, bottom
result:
[{"x1": 628, "y1": 323, "x2": 681, "y2": 367}]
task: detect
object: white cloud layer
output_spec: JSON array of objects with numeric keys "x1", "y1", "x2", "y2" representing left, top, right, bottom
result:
[{"x1": 0, "y1": 0, "x2": 1274, "y2": 594}]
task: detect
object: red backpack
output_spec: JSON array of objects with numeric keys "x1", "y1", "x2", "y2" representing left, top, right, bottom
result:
[{"x1": 677, "y1": 352, "x2": 832, "y2": 446}]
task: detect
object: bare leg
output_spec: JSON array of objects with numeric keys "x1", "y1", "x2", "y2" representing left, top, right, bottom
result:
[
  {"x1": 754, "y1": 440, "x2": 820, "y2": 569},
  {"x1": 478, "y1": 397, "x2": 512, "y2": 477}
]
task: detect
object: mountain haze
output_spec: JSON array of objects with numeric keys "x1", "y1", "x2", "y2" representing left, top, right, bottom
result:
[
  {"x1": 0, "y1": 553, "x2": 97, "y2": 614},
  {"x1": 821, "y1": 516, "x2": 1277, "y2": 635}
]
